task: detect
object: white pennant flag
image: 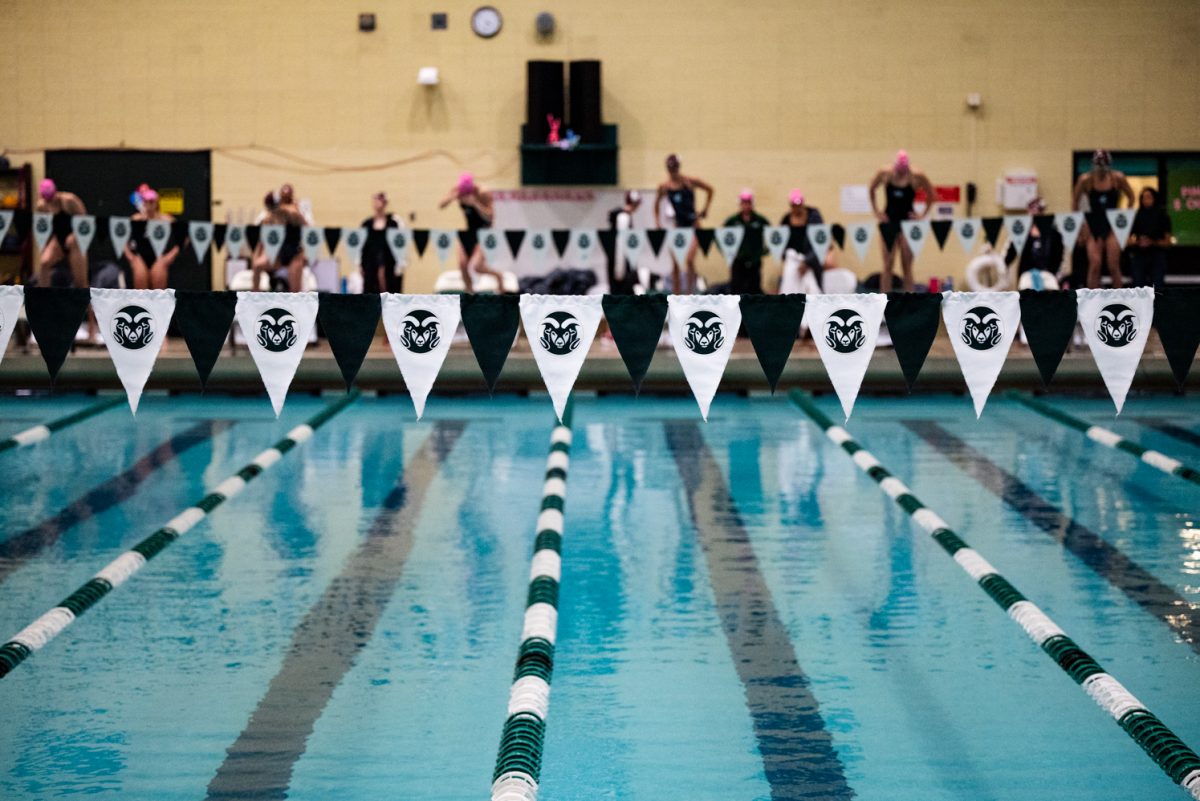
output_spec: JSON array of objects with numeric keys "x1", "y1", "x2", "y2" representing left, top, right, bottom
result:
[
  {"x1": 573, "y1": 228, "x2": 598, "y2": 263},
  {"x1": 32, "y1": 212, "x2": 53, "y2": 254},
  {"x1": 146, "y1": 219, "x2": 171, "y2": 259},
  {"x1": 225, "y1": 224, "x2": 246, "y2": 258},
  {"x1": 803, "y1": 293, "x2": 887, "y2": 420},
  {"x1": 621, "y1": 229, "x2": 646, "y2": 270},
  {"x1": 478, "y1": 228, "x2": 505, "y2": 266},
  {"x1": 300, "y1": 226, "x2": 323, "y2": 264},
  {"x1": 942, "y1": 291, "x2": 1020, "y2": 418},
  {"x1": 714, "y1": 226, "x2": 744, "y2": 267},
  {"x1": 0, "y1": 285, "x2": 24, "y2": 367},
  {"x1": 954, "y1": 217, "x2": 982, "y2": 254},
  {"x1": 0, "y1": 210, "x2": 12, "y2": 246},
  {"x1": 235, "y1": 291, "x2": 319, "y2": 416},
  {"x1": 71, "y1": 214, "x2": 97, "y2": 255},
  {"x1": 109, "y1": 216, "x2": 133, "y2": 257},
  {"x1": 765, "y1": 225, "x2": 789, "y2": 264},
  {"x1": 521, "y1": 294, "x2": 603, "y2": 422},
  {"x1": 1077, "y1": 287, "x2": 1154, "y2": 414},
  {"x1": 386, "y1": 228, "x2": 410, "y2": 273},
  {"x1": 666, "y1": 227, "x2": 695, "y2": 268},
  {"x1": 260, "y1": 224, "x2": 285, "y2": 264},
  {"x1": 188, "y1": 221, "x2": 214, "y2": 262},
  {"x1": 431, "y1": 229, "x2": 456, "y2": 266},
  {"x1": 1054, "y1": 212, "x2": 1084, "y2": 253},
  {"x1": 847, "y1": 222, "x2": 874, "y2": 263},
  {"x1": 807, "y1": 224, "x2": 833, "y2": 266},
  {"x1": 341, "y1": 227, "x2": 367, "y2": 267},
  {"x1": 381, "y1": 293, "x2": 460, "y2": 419},
  {"x1": 1004, "y1": 214, "x2": 1032, "y2": 256},
  {"x1": 1107, "y1": 209, "x2": 1135, "y2": 250},
  {"x1": 526, "y1": 229, "x2": 551, "y2": 267},
  {"x1": 90, "y1": 288, "x2": 176, "y2": 415},
  {"x1": 668, "y1": 295, "x2": 741, "y2": 420},
  {"x1": 900, "y1": 219, "x2": 931, "y2": 261}
]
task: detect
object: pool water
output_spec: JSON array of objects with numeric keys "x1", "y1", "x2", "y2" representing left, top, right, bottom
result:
[{"x1": 0, "y1": 392, "x2": 1197, "y2": 800}]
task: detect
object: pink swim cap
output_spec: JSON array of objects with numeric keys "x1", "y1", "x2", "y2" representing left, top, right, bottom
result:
[
  {"x1": 141, "y1": 188, "x2": 159, "y2": 203},
  {"x1": 788, "y1": 189, "x2": 804, "y2": 206},
  {"x1": 894, "y1": 150, "x2": 910, "y2": 170},
  {"x1": 738, "y1": 188, "x2": 754, "y2": 202},
  {"x1": 457, "y1": 172, "x2": 476, "y2": 193},
  {"x1": 39, "y1": 179, "x2": 56, "y2": 200}
]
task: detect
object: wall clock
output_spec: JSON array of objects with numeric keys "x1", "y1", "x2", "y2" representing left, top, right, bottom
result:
[{"x1": 471, "y1": 6, "x2": 502, "y2": 38}]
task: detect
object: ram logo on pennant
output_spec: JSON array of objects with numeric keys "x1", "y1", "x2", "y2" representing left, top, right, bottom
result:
[
  {"x1": 111, "y1": 305, "x2": 156, "y2": 350},
  {"x1": 256, "y1": 308, "x2": 299, "y2": 353},
  {"x1": 960, "y1": 306, "x2": 1003, "y2": 351},
  {"x1": 540, "y1": 311, "x2": 581, "y2": 355},
  {"x1": 825, "y1": 309, "x2": 867, "y2": 353},
  {"x1": 684, "y1": 311, "x2": 725, "y2": 355},
  {"x1": 399, "y1": 309, "x2": 441, "y2": 354},
  {"x1": 1096, "y1": 304, "x2": 1137, "y2": 348}
]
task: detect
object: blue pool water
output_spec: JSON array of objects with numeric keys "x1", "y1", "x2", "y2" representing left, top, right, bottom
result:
[{"x1": 0, "y1": 391, "x2": 1197, "y2": 800}]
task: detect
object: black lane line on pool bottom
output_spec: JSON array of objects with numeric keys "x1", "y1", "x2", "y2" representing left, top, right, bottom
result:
[
  {"x1": 1136, "y1": 419, "x2": 1200, "y2": 450},
  {"x1": 205, "y1": 421, "x2": 466, "y2": 801},
  {"x1": 664, "y1": 422, "x2": 855, "y2": 801},
  {"x1": 0, "y1": 420, "x2": 233, "y2": 585},
  {"x1": 903, "y1": 420, "x2": 1200, "y2": 654}
]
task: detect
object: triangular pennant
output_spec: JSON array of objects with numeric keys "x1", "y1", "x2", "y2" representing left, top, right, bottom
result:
[
  {"x1": 32, "y1": 212, "x2": 53, "y2": 254},
  {"x1": 226, "y1": 224, "x2": 247, "y2": 258},
  {"x1": 90, "y1": 288, "x2": 175, "y2": 414},
  {"x1": 1034, "y1": 215, "x2": 1056, "y2": 239},
  {"x1": 0, "y1": 285, "x2": 24, "y2": 367},
  {"x1": 341, "y1": 227, "x2": 367, "y2": 266},
  {"x1": 52, "y1": 213, "x2": 73, "y2": 250},
  {"x1": 478, "y1": 228, "x2": 505, "y2": 266},
  {"x1": 323, "y1": 226, "x2": 342, "y2": 257},
  {"x1": 174, "y1": 290, "x2": 236, "y2": 389},
  {"x1": 667, "y1": 295, "x2": 741, "y2": 420},
  {"x1": 235, "y1": 291, "x2": 319, "y2": 416},
  {"x1": 573, "y1": 228, "x2": 598, "y2": 263},
  {"x1": 461, "y1": 294, "x2": 520, "y2": 393},
  {"x1": 803, "y1": 293, "x2": 887, "y2": 420},
  {"x1": 0, "y1": 210, "x2": 13, "y2": 246},
  {"x1": 597, "y1": 229, "x2": 616, "y2": 266},
  {"x1": 381, "y1": 294, "x2": 461, "y2": 418},
  {"x1": 318, "y1": 293, "x2": 381, "y2": 390},
  {"x1": 714, "y1": 226, "x2": 744, "y2": 267},
  {"x1": 1054, "y1": 212, "x2": 1083, "y2": 253},
  {"x1": 108, "y1": 216, "x2": 132, "y2": 259},
  {"x1": 620, "y1": 229, "x2": 645, "y2": 270},
  {"x1": 245, "y1": 225, "x2": 261, "y2": 253},
  {"x1": 521, "y1": 295, "x2": 603, "y2": 421},
  {"x1": 300, "y1": 226, "x2": 323, "y2": 264},
  {"x1": 740, "y1": 294, "x2": 806, "y2": 392},
  {"x1": 145, "y1": 219, "x2": 171, "y2": 260},
  {"x1": 808, "y1": 223, "x2": 833, "y2": 266},
  {"x1": 1019, "y1": 290, "x2": 1076, "y2": 386},
  {"x1": 696, "y1": 228, "x2": 715, "y2": 256},
  {"x1": 1077, "y1": 287, "x2": 1154, "y2": 413},
  {"x1": 70, "y1": 214, "x2": 96, "y2": 255},
  {"x1": 645, "y1": 229, "x2": 666, "y2": 258},
  {"x1": 1154, "y1": 288, "x2": 1200, "y2": 388},
  {"x1": 525, "y1": 229, "x2": 551, "y2": 266},
  {"x1": 831, "y1": 224, "x2": 846, "y2": 250},
  {"x1": 1004, "y1": 214, "x2": 1032, "y2": 256},
  {"x1": 930, "y1": 219, "x2": 952, "y2": 250},
  {"x1": 458, "y1": 229, "x2": 478, "y2": 261},
  {"x1": 666, "y1": 227, "x2": 695, "y2": 267},
  {"x1": 878, "y1": 221, "x2": 900, "y2": 252},
  {"x1": 900, "y1": 219, "x2": 930, "y2": 261},
  {"x1": 551, "y1": 229, "x2": 571, "y2": 258},
  {"x1": 505, "y1": 230, "x2": 526, "y2": 263},
  {"x1": 431, "y1": 229, "x2": 455, "y2": 265},
  {"x1": 1106, "y1": 208, "x2": 1135, "y2": 250},
  {"x1": 884, "y1": 292, "x2": 943, "y2": 391},
  {"x1": 786, "y1": 225, "x2": 808, "y2": 255},
  {"x1": 172, "y1": 220, "x2": 189, "y2": 251},
  {"x1": 386, "y1": 227, "x2": 410, "y2": 271},
  {"x1": 601, "y1": 294, "x2": 667, "y2": 393},
  {"x1": 188, "y1": 221, "x2": 214, "y2": 262},
  {"x1": 412, "y1": 229, "x2": 430, "y2": 258},
  {"x1": 954, "y1": 217, "x2": 981, "y2": 254},
  {"x1": 24, "y1": 287, "x2": 91, "y2": 382},
  {"x1": 212, "y1": 223, "x2": 227, "y2": 252},
  {"x1": 942, "y1": 291, "x2": 1020, "y2": 417},
  {"x1": 764, "y1": 225, "x2": 789, "y2": 264},
  {"x1": 847, "y1": 222, "x2": 874, "y2": 262},
  {"x1": 260, "y1": 224, "x2": 285, "y2": 264},
  {"x1": 981, "y1": 217, "x2": 1003, "y2": 248}
]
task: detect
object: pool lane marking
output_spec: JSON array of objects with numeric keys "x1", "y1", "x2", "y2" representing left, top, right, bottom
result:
[
  {"x1": 664, "y1": 420, "x2": 855, "y2": 801},
  {"x1": 490, "y1": 407, "x2": 573, "y2": 801},
  {"x1": 789, "y1": 390, "x2": 1200, "y2": 799},
  {"x1": 205, "y1": 420, "x2": 466, "y2": 801},
  {"x1": 903, "y1": 420, "x2": 1200, "y2": 654},
  {"x1": 0, "y1": 396, "x2": 124, "y2": 452},
  {"x1": 0, "y1": 391, "x2": 360, "y2": 680},
  {"x1": 1135, "y1": 420, "x2": 1200, "y2": 451},
  {"x1": 1009, "y1": 393, "x2": 1200, "y2": 487},
  {"x1": 0, "y1": 420, "x2": 234, "y2": 584}
]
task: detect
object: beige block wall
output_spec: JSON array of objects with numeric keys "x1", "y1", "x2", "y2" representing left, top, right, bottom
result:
[{"x1": 3, "y1": 0, "x2": 1198, "y2": 291}]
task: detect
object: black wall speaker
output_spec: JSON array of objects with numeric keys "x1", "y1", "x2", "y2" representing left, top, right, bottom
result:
[
  {"x1": 568, "y1": 60, "x2": 602, "y2": 143},
  {"x1": 526, "y1": 61, "x2": 565, "y2": 144}
]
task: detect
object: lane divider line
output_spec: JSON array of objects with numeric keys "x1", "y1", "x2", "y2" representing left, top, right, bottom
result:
[
  {"x1": 789, "y1": 390, "x2": 1200, "y2": 799},
  {"x1": 491, "y1": 404, "x2": 573, "y2": 801},
  {"x1": 0, "y1": 396, "x2": 124, "y2": 453},
  {"x1": 1009, "y1": 392, "x2": 1200, "y2": 487},
  {"x1": 0, "y1": 391, "x2": 360, "y2": 679}
]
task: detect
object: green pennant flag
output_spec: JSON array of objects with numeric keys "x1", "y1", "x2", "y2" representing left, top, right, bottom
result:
[
  {"x1": 931, "y1": 219, "x2": 952, "y2": 250},
  {"x1": 1019, "y1": 290, "x2": 1076, "y2": 386},
  {"x1": 1154, "y1": 288, "x2": 1200, "y2": 388},
  {"x1": 646, "y1": 229, "x2": 666, "y2": 257},
  {"x1": 884, "y1": 292, "x2": 942, "y2": 391},
  {"x1": 740, "y1": 294, "x2": 805, "y2": 392},
  {"x1": 695, "y1": 228, "x2": 715, "y2": 256},
  {"x1": 461, "y1": 294, "x2": 520, "y2": 393},
  {"x1": 601, "y1": 294, "x2": 667, "y2": 394},
  {"x1": 318, "y1": 293, "x2": 382, "y2": 390},
  {"x1": 981, "y1": 217, "x2": 1003, "y2": 247},
  {"x1": 174, "y1": 290, "x2": 237, "y2": 390},
  {"x1": 24, "y1": 287, "x2": 91, "y2": 384},
  {"x1": 878, "y1": 221, "x2": 900, "y2": 252},
  {"x1": 412, "y1": 229, "x2": 430, "y2": 258}
]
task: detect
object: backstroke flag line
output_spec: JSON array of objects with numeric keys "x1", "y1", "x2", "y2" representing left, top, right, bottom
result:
[
  {"x1": 521, "y1": 294, "x2": 603, "y2": 422},
  {"x1": 381, "y1": 293, "x2": 460, "y2": 419}
]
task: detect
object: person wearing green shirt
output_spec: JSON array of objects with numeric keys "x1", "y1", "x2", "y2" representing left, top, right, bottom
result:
[{"x1": 722, "y1": 189, "x2": 770, "y2": 293}]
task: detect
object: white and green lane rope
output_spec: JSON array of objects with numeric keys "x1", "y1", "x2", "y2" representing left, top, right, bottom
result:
[
  {"x1": 0, "y1": 390, "x2": 360, "y2": 679},
  {"x1": 0, "y1": 395, "x2": 124, "y2": 453},
  {"x1": 490, "y1": 403, "x2": 573, "y2": 801},
  {"x1": 789, "y1": 390, "x2": 1200, "y2": 799},
  {"x1": 1009, "y1": 392, "x2": 1200, "y2": 487}
]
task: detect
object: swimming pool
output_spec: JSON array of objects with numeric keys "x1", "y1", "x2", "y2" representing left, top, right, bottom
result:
[{"x1": 0, "y1": 391, "x2": 1197, "y2": 800}]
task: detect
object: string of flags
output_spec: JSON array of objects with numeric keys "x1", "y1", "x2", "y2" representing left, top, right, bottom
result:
[
  {"x1": 0, "y1": 286, "x2": 1196, "y2": 421},
  {"x1": 0, "y1": 207, "x2": 1140, "y2": 269}
]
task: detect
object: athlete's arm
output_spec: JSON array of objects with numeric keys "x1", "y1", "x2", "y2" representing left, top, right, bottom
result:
[
  {"x1": 868, "y1": 170, "x2": 888, "y2": 220},
  {"x1": 915, "y1": 172, "x2": 936, "y2": 218},
  {"x1": 692, "y1": 177, "x2": 714, "y2": 220},
  {"x1": 1071, "y1": 174, "x2": 1090, "y2": 211}
]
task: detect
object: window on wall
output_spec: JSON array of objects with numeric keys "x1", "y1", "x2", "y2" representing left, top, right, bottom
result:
[{"x1": 1073, "y1": 150, "x2": 1200, "y2": 250}]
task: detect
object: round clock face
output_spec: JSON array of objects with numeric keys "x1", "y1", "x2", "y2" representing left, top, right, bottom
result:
[{"x1": 472, "y1": 5, "x2": 502, "y2": 38}]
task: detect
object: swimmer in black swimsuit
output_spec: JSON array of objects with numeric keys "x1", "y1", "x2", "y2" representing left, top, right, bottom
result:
[
  {"x1": 1072, "y1": 149, "x2": 1134, "y2": 288},
  {"x1": 869, "y1": 150, "x2": 935, "y2": 293},
  {"x1": 438, "y1": 172, "x2": 501, "y2": 293},
  {"x1": 655, "y1": 154, "x2": 713, "y2": 293},
  {"x1": 126, "y1": 186, "x2": 182, "y2": 290}
]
